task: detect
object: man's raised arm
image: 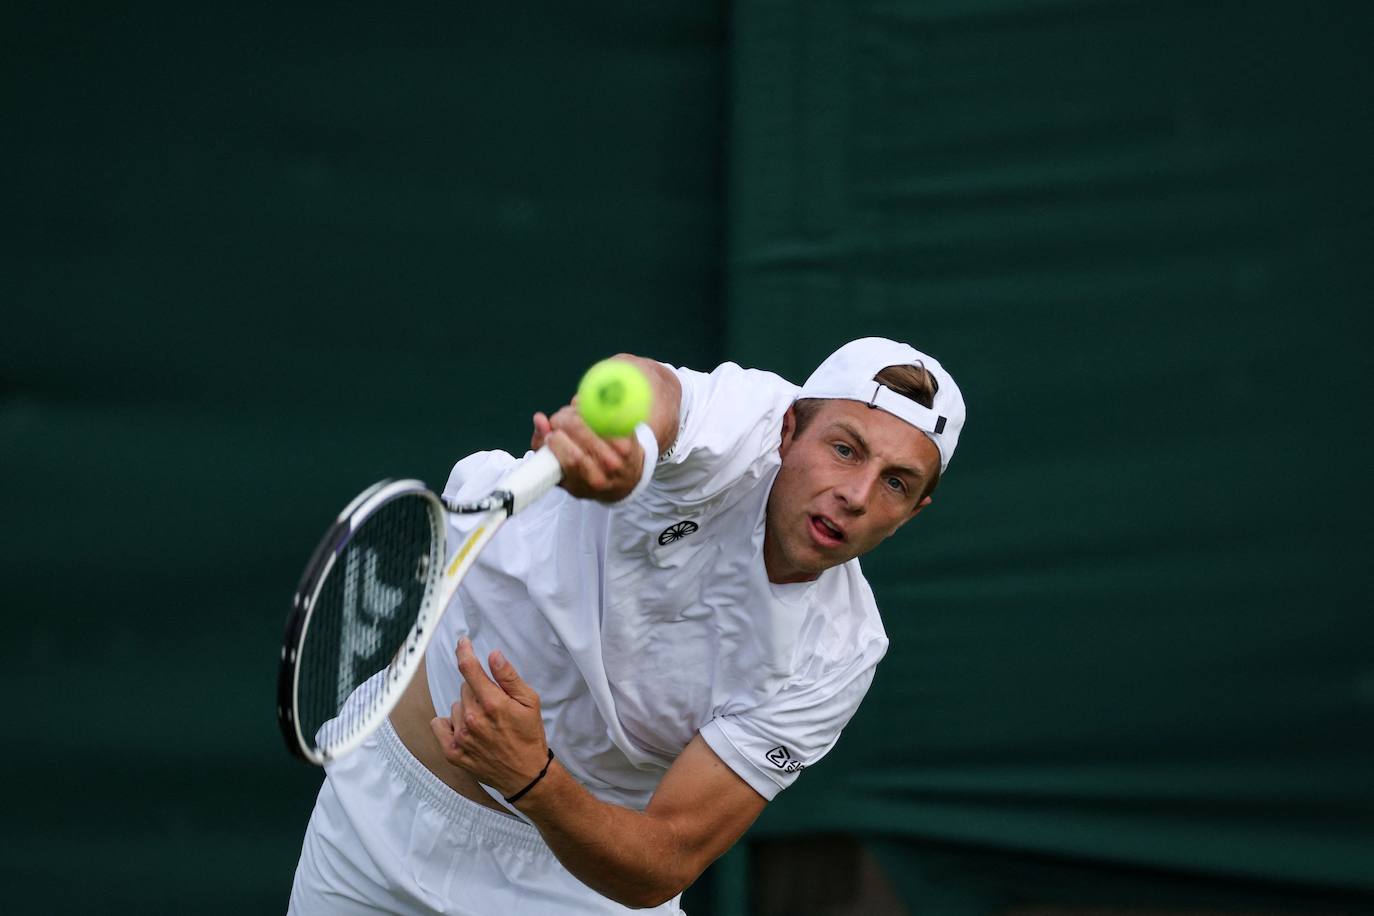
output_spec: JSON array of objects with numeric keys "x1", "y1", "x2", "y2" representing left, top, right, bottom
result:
[{"x1": 531, "y1": 353, "x2": 682, "y2": 503}]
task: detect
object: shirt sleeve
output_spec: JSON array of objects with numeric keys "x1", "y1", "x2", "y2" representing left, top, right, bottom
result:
[
  {"x1": 441, "y1": 448, "x2": 518, "y2": 505},
  {"x1": 653, "y1": 361, "x2": 798, "y2": 501},
  {"x1": 699, "y1": 633, "x2": 888, "y2": 800}
]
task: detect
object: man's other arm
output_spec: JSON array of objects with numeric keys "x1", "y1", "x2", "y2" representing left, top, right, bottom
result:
[
  {"x1": 432, "y1": 642, "x2": 766, "y2": 909},
  {"x1": 521, "y1": 732, "x2": 764, "y2": 908}
]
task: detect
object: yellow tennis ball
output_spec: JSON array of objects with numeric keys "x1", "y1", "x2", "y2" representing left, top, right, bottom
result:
[{"x1": 576, "y1": 359, "x2": 652, "y2": 438}]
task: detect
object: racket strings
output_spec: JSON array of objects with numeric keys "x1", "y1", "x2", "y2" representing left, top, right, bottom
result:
[{"x1": 297, "y1": 493, "x2": 438, "y2": 753}]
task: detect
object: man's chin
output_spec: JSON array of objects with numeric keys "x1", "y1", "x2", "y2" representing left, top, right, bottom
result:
[
  {"x1": 765, "y1": 525, "x2": 847, "y2": 582},
  {"x1": 799, "y1": 542, "x2": 852, "y2": 577}
]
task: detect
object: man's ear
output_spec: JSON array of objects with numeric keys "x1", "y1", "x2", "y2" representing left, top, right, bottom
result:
[
  {"x1": 911, "y1": 495, "x2": 933, "y2": 518},
  {"x1": 778, "y1": 405, "x2": 797, "y2": 458}
]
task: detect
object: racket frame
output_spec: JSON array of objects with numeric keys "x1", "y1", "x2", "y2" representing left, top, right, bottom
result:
[{"x1": 277, "y1": 448, "x2": 563, "y2": 765}]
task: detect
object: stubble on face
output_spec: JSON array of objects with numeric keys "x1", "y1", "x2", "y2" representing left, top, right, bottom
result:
[{"x1": 763, "y1": 400, "x2": 940, "y2": 584}]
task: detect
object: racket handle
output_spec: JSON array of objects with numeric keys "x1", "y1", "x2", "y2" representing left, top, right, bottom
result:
[{"x1": 503, "y1": 446, "x2": 563, "y2": 515}]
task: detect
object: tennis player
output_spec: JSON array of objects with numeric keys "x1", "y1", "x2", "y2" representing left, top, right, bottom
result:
[{"x1": 289, "y1": 337, "x2": 965, "y2": 914}]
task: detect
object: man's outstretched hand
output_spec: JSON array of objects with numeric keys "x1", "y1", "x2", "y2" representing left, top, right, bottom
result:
[{"x1": 531, "y1": 404, "x2": 644, "y2": 502}]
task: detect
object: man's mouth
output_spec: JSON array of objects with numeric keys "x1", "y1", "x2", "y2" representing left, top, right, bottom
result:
[{"x1": 809, "y1": 515, "x2": 845, "y2": 546}]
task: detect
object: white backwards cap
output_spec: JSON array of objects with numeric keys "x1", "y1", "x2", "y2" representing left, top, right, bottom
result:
[{"x1": 797, "y1": 337, "x2": 966, "y2": 473}]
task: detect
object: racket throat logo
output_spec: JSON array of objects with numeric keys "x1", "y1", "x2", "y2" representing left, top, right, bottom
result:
[{"x1": 338, "y1": 547, "x2": 405, "y2": 707}]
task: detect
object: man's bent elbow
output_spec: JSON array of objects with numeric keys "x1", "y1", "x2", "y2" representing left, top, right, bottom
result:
[
  {"x1": 610, "y1": 867, "x2": 697, "y2": 910},
  {"x1": 624, "y1": 885, "x2": 687, "y2": 911}
]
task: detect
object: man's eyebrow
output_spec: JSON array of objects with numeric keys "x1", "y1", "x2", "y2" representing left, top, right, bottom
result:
[{"x1": 831, "y1": 419, "x2": 926, "y2": 480}]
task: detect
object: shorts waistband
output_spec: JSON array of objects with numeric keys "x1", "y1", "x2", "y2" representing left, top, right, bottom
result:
[{"x1": 376, "y1": 716, "x2": 548, "y2": 857}]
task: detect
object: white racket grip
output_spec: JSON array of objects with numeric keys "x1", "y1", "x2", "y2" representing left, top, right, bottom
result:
[{"x1": 503, "y1": 446, "x2": 563, "y2": 515}]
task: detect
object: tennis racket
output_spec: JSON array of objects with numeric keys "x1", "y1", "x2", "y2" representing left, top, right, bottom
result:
[{"x1": 276, "y1": 447, "x2": 562, "y2": 765}]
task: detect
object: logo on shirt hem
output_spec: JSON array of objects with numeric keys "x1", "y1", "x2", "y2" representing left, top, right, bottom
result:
[
  {"x1": 657, "y1": 521, "x2": 699, "y2": 545},
  {"x1": 766, "y1": 745, "x2": 804, "y2": 773}
]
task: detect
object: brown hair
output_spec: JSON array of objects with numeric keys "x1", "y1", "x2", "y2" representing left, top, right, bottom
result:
[{"x1": 791, "y1": 363, "x2": 941, "y2": 499}]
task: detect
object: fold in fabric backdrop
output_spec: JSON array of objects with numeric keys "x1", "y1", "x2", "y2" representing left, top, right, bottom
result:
[
  {"x1": 4, "y1": 0, "x2": 1371, "y2": 912},
  {"x1": 1, "y1": 5, "x2": 725, "y2": 912},
  {"x1": 727, "y1": 0, "x2": 1373, "y2": 906}
]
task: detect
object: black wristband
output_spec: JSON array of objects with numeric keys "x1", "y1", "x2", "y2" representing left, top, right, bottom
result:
[{"x1": 504, "y1": 749, "x2": 555, "y2": 804}]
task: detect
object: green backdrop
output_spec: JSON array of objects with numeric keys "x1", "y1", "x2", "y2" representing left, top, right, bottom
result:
[
  {"x1": 3, "y1": 4, "x2": 724, "y2": 912},
  {"x1": 4, "y1": 1, "x2": 1370, "y2": 913},
  {"x1": 727, "y1": 1, "x2": 1373, "y2": 912}
]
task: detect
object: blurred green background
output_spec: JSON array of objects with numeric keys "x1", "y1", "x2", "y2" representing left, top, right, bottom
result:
[{"x1": 3, "y1": 1, "x2": 1371, "y2": 913}]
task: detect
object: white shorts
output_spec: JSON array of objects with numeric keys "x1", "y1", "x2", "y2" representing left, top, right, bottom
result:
[{"x1": 288, "y1": 718, "x2": 685, "y2": 915}]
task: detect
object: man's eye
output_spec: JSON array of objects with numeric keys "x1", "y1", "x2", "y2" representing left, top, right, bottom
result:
[
  {"x1": 887, "y1": 477, "x2": 907, "y2": 494},
  {"x1": 834, "y1": 443, "x2": 854, "y2": 459}
]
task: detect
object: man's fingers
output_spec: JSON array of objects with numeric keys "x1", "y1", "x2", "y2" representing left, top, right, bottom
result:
[
  {"x1": 451, "y1": 700, "x2": 474, "y2": 737},
  {"x1": 542, "y1": 430, "x2": 585, "y2": 477},
  {"x1": 536, "y1": 401, "x2": 647, "y2": 505},
  {"x1": 559, "y1": 433, "x2": 611, "y2": 489},
  {"x1": 549, "y1": 406, "x2": 628, "y2": 473},
  {"x1": 490, "y1": 650, "x2": 539, "y2": 707},
  {"x1": 530, "y1": 411, "x2": 552, "y2": 451},
  {"x1": 544, "y1": 430, "x2": 610, "y2": 492},
  {"x1": 429, "y1": 716, "x2": 457, "y2": 752},
  {"x1": 455, "y1": 637, "x2": 503, "y2": 706}
]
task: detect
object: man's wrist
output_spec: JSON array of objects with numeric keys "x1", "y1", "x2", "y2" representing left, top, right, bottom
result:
[
  {"x1": 509, "y1": 757, "x2": 567, "y2": 812},
  {"x1": 503, "y1": 748, "x2": 555, "y2": 804},
  {"x1": 602, "y1": 422, "x2": 656, "y2": 505}
]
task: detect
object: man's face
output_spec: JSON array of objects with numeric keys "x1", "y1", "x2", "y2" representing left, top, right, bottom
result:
[{"x1": 763, "y1": 399, "x2": 941, "y2": 584}]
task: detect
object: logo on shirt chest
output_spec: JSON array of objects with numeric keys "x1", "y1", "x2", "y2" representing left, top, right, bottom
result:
[
  {"x1": 657, "y1": 520, "x2": 699, "y2": 546},
  {"x1": 766, "y1": 745, "x2": 805, "y2": 773}
]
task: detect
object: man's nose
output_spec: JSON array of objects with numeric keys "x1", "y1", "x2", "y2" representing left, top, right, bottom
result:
[{"x1": 835, "y1": 472, "x2": 875, "y2": 513}]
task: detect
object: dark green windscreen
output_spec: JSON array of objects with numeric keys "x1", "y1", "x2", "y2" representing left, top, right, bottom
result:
[
  {"x1": 2, "y1": 4, "x2": 725, "y2": 912},
  {"x1": 726, "y1": 0, "x2": 1373, "y2": 911},
  {"x1": 4, "y1": 0, "x2": 1371, "y2": 913}
]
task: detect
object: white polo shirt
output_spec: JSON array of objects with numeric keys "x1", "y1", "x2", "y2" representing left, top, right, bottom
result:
[{"x1": 426, "y1": 361, "x2": 889, "y2": 811}]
